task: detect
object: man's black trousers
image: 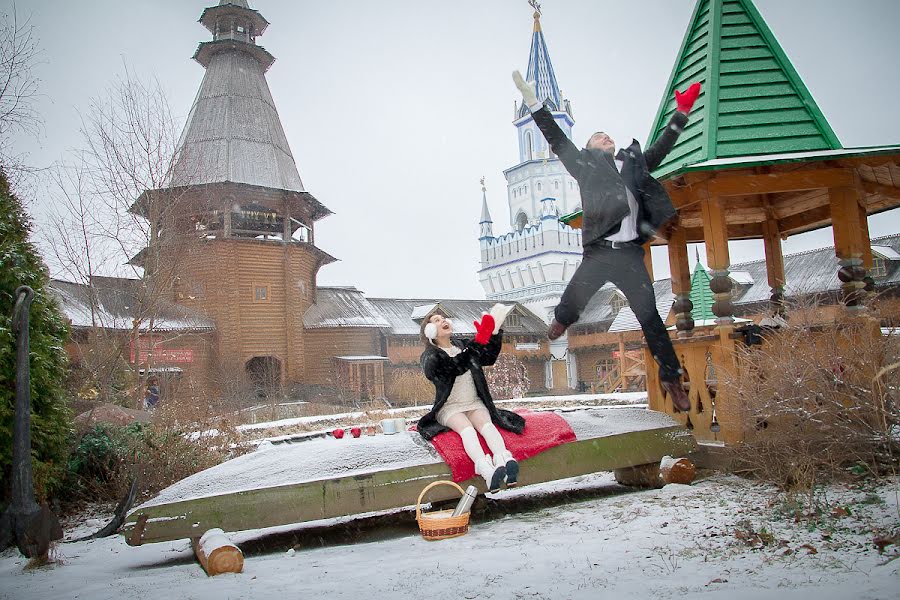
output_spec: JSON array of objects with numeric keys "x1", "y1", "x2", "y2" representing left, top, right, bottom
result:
[{"x1": 554, "y1": 242, "x2": 683, "y2": 382}]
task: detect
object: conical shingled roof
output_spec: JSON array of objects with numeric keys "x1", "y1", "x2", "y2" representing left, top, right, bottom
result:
[
  {"x1": 646, "y1": 0, "x2": 841, "y2": 179},
  {"x1": 167, "y1": 2, "x2": 305, "y2": 192},
  {"x1": 517, "y1": 11, "x2": 570, "y2": 120},
  {"x1": 480, "y1": 189, "x2": 492, "y2": 224},
  {"x1": 689, "y1": 259, "x2": 716, "y2": 322}
]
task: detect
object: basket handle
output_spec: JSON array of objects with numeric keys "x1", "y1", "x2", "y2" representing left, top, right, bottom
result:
[{"x1": 415, "y1": 480, "x2": 465, "y2": 521}]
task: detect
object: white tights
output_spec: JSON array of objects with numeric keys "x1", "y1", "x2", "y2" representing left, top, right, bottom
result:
[{"x1": 445, "y1": 409, "x2": 512, "y2": 465}]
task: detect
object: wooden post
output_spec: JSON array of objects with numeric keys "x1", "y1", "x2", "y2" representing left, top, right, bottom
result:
[
  {"x1": 618, "y1": 334, "x2": 627, "y2": 389},
  {"x1": 283, "y1": 244, "x2": 293, "y2": 381},
  {"x1": 642, "y1": 241, "x2": 654, "y2": 282},
  {"x1": 192, "y1": 528, "x2": 244, "y2": 576},
  {"x1": 667, "y1": 223, "x2": 694, "y2": 336},
  {"x1": 829, "y1": 186, "x2": 867, "y2": 309},
  {"x1": 283, "y1": 203, "x2": 292, "y2": 242},
  {"x1": 223, "y1": 208, "x2": 232, "y2": 238},
  {"x1": 701, "y1": 194, "x2": 734, "y2": 325},
  {"x1": 762, "y1": 216, "x2": 786, "y2": 316},
  {"x1": 376, "y1": 361, "x2": 385, "y2": 399},
  {"x1": 857, "y1": 197, "x2": 876, "y2": 295}
]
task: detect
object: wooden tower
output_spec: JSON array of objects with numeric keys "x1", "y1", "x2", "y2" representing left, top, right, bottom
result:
[{"x1": 130, "y1": 0, "x2": 335, "y2": 393}]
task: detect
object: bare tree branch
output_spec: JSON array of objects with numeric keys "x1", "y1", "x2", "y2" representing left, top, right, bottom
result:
[
  {"x1": 0, "y1": 4, "x2": 44, "y2": 173},
  {"x1": 44, "y1": 63, "x2": 188, "y2": 406}
]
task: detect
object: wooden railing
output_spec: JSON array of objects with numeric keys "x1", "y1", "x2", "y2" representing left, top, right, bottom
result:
[{"x1": 646, "y1": 325, "x2": 739, "y2": 444}]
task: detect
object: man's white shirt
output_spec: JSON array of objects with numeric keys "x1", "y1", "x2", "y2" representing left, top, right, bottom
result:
[{"x1": 605, "y1": 159, "x2": 639, "y2": 243}]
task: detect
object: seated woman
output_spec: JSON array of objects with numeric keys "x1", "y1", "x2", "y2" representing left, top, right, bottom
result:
[{"x1": 417, "y1": 306, "x2": 525, "y2": 492}]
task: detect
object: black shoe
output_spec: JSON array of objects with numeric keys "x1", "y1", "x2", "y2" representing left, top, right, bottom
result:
[
  {"x1": 661, "y1": 380, "x2": 690, "y2": 412},
  {"x1": 504, "y1": 460, "x2": 520, "y2": 487},
  {"x1": 548, "y1": 319, "x2": 567, "y2": 341},
  {"x1": 489, "y1": 466, "x2": 507, "y2": 493}
]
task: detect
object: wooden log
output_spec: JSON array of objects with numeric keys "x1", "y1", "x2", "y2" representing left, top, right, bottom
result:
[
  {"x1": 191, "y1": 528, "x2": 243, "y2": 576},
  {"x1": 659, "y1": 456, "x2": 696, "y2": 485},
  {"x1": 614, "y1": 463, "x2": 663, "y2": 488},
  {"x1": 614, "y1": 456, "x2": 696, "y2": 488}
]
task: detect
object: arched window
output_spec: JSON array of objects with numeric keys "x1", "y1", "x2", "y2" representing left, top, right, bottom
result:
[
  {"x1": 515, "y1": 211, "x2": 528, "y2": 232},
  {"x1": 554, "y1": 180, "x2": 559, "y2": 190},
  {"x1": 537, "y1": 182, "x2": 542, "y2": 191},
  {"x1": 524, "y1": 131, "x2": 534, "y2": 161}
]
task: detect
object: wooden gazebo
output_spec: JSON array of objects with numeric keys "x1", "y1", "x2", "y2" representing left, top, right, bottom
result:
[{"x1": 564, "y1": 0, "x2": 900, "y2": 443}]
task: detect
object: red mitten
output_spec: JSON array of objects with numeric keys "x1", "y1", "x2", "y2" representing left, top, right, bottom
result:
[
  {"x1": 674, "y1": 82, "x2": 701, "y2": 114},
  {"x1": 473, "y1": 314, "x2": 496, "y2": 345}
]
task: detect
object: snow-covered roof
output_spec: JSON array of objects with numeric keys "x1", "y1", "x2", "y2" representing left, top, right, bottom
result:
[
  {"x1": 608, "y1": 286, "x2": 675, "y2": 333},
  {"x1": 574, "y1": 280, "x2": 673, "y2": 333},
  {"x1": 49, "y1": 277, "x2": 214, "y2": 332},
  {"x1": 570, "y1": 283, "x2": 619, "y2": 328},
  {"x1": 729, "y1": 233, "x2": 900, "y2": 307},
  {"x1": 728, "y1": 271, "x2": 754, "y2": 285},
  {"x1": 303, "y1": 287, "x2": 392, "y2": 329},
  {"x1": 410, "y1": 303, "x2": 439, "y2": 321},
  {"x1": 576, "y1": 234, "x2": 900, "y2": 333},
  {"x1": 368, "y1": 298, "x2": 547, "y2": 336},
  {"x1": 871, "y1": 245, "x2": 900, "y2": 260}
]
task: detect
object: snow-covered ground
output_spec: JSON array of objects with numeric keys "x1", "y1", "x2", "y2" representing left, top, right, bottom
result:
[{"x1": 1, "y1": 472, "x2": 897, "y2": 600}]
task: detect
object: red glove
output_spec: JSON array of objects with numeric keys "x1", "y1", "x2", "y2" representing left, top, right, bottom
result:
[
  {"x1": 674, "y1": 82, "x2": 701, "y2": 114},
  {"x1": 473, "y1": 314, "x2": 496, "y2": 345}
]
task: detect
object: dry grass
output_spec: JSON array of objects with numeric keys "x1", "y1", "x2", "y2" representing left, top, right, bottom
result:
[
  {"x1": 722, "y1": 309, "x2": 899, "y2": 492},
  {"x1": 387, "y1": 368, "x2": 432, "y2": 407}
]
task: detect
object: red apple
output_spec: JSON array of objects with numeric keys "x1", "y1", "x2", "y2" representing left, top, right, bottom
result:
[
  {"x1": 350, "y1": 427, "x2": 362, "y2": 438},
  {"x1": 332, "y1": 428, "x2": 345, "y2": 439}
]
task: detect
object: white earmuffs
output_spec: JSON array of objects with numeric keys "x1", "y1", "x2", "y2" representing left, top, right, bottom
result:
[{"x1": 424, "y1": 318, "x2": 452, "y2": 341}]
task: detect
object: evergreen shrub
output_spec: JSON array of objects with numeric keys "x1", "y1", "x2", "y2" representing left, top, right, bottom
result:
[{"x1": 0, "y1": 169, "x2": 72, "y2": 502}]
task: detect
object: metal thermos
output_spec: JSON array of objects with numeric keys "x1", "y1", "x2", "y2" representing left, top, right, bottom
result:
[{"x1": 451, "y1": 485, "x2": 478, "y2": 517}]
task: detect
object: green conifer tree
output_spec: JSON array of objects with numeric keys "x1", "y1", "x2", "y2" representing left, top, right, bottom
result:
[{"x1": 0, "y1": 168, "x2": 72, "y2": 502}]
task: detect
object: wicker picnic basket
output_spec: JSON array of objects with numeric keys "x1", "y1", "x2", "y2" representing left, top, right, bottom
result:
[{"x1": 415, "y1": 480, "x2": 470, "y2": 541}]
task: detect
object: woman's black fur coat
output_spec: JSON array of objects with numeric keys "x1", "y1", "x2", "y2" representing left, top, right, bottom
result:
[{"x1": 417, "y1": 331, "x2": 526, "y2": 441}]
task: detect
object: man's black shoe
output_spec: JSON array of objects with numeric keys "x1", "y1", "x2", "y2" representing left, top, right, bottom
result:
[
  {"x1": 661, "y1": 380, "x2": 690, "y2": 412},
  {"x1": 548, "y1": 319, "x2": 567, "y2": 341}
]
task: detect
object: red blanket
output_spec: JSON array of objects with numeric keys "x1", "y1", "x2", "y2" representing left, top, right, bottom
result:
[{"x1": 412, "y1": 409, "x2": 577, "y2": 483}]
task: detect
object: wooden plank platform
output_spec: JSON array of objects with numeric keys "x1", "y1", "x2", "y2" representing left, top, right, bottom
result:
[{"x1": 121, "y1": 408, "x2": 695, "y2": 545}]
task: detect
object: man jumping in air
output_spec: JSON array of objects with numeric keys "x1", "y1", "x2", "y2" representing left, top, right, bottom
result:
[{"x1": 513, "y1": 70, "x2": 701, "y2": 412}]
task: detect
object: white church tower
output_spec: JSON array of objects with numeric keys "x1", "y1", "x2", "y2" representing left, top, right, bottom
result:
[{"x1": 477, "y1": 4, "x2": 581, "y2": 389}]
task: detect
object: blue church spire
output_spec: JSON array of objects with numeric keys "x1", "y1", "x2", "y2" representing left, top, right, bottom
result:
[{"x1": 517, "y1": 1, "x2": 571, "y2": 119}]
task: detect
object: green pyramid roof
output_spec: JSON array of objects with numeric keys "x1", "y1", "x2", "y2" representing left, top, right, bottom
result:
[
  {"x1": 646, "y1": 0, "x2": 842, "y2": 179},
  {"x1": 689, "y1": 260, "x2": 716, "y2": 322}
]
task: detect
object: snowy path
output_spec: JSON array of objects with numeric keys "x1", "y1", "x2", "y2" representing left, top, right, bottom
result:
[{"x1": 1, "y1": 473, "x2": 897, "y2": 600}]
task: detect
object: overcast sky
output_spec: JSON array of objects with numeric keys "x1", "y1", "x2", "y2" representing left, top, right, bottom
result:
[{"x1": 7, "y1": 0, "x2": 900, "y2": 299}]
